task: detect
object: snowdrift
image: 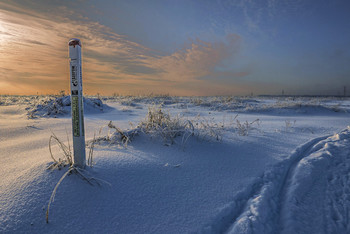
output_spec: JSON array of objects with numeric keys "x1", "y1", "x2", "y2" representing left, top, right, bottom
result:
[
  {"x1": 203, "y1": 126, "x2": 350, "y2": 234},
  {"x1": 1, "y1": 96, "x2": 350, "y2": 233},
  {"x1": 118, "y1": 96, "x2": 349, "y2": 115},
  {"x1": 26, "y1": 96, "x2": 112, "y2": 118}
]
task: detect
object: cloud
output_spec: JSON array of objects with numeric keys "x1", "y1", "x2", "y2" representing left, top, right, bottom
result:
[
  {"x1": 150, "y1": 34, "x2": 242, "y2": 81},
  {"x1": 0, "y1": 1, "x2": 250, "y2": 95},
  {"x1": 0, "y1": 1, "x2": 157, "y2": 94}
]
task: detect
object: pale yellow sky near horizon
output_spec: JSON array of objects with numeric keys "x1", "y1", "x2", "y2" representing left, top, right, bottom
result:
[
  {"x1": 1, "y1": 1, "x2": 348, "y2": 96},
  {"x1": 0, "y1": 1, "x2": 261, "y2": 96}
]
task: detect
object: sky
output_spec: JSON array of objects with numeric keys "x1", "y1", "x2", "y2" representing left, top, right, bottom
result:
[{"x1": 0, "y1": 0, "x2": 349, "y2": 96}]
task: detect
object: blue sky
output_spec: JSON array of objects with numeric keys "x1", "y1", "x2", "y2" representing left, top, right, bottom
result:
[{"x1": 0, "y1": 0, "x2": 349, "y2": 95}]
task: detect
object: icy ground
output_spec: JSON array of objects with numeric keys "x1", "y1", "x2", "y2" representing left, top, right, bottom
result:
[{"x1": 0, "y1": 95, "x2": 350, "y2": 233}]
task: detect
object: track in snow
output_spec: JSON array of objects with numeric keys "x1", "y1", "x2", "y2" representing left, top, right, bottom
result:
[{"x1": 202, "y1": 126, "x2": 350, "y2": 234}]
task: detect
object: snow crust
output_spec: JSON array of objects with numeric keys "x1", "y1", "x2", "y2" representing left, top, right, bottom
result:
[{"x1": 0, "y1": 96, "x2": 349, "y2": 233}]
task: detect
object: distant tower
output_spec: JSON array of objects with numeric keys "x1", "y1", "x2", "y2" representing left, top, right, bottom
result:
[
  {"x1": 282, "y1": 89, "x2": 285, "y2": 96},
  {"x1": 344, "y1": 86, "x2": 347, "y2": 97}
]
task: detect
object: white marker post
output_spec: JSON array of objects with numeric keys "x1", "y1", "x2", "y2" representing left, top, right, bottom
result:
[{"x1": 69, "y1": 38, "x2": 86, "y2": 168}]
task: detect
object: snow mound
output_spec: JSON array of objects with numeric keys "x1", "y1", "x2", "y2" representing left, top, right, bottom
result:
[
  {"x1": 213, "y1": 101, "x2": 346, "y2": 114},
  {"x1": 202, "y1": 126, "x2": 350, "y2": 234},
  {"x1": 243, "y1": 103, "x2": 346, "y2": 115},
  {"x1": 0, "y1": 95, "x2": 41, "y2": 106},
  {"x1": 93, "y1": 106, "x2": 223, "y2": 147},
  {"x1": 187, "y1": 96, "x2": 349, "y2": 114},
  {"x1": 26, "y1": 96, "x2": 112, "y2": 118}
]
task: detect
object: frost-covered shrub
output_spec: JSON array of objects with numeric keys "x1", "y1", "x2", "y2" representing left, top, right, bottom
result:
[
  {"x1": 26, "y1": 96, "x2": 108, "y2": 118},
  {"x1": 96, "y1": 105, "x2": 223, "y2": 147},
  {"x1": 235, "y1": 119, "x2": 261, "y2": 136},
  {"x1": 0, "y1": 95, "x2": 40, "y2": 106},
  {"x1": 139, "y1": 105, "x2": 194, "y2": 143},
  {"x1": 27, "y1": 96, "x2": 69, "y2": 118}
]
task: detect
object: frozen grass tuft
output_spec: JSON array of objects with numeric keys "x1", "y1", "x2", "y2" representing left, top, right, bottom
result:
[
  {"x1": 95, "y1": 105, "x2": 224, "y2": 147},
  {"x1": 90, "y1": 121, "x2": 139, "y2": 147},
  {"x1": 46, "y1": 131, "x2": 101, "y2": 224},
  {"x1": 87, "y1": 133, "x2": 96, "y2": 167},
  {"x1": 95, "y1": 105, "x2": 266, "y2": 148},
  {"x1": 236, "y1": 119, "x2": 261, "y2": 136},
  {"x1": 25, "y1": 95, "x2": 106, "y2": 119},
  {"x1": 107, "y1": 121, "x2": 134, "y2": 146},
  {"x1": 139, "y1": 105, "x2": 195, "y2": 144},
  {"x1": 27, "y1": 96, "x2": 70, "y2": 119},
  {"x1": 47, "y1": 131, "x2": 73, "y2": 170}
]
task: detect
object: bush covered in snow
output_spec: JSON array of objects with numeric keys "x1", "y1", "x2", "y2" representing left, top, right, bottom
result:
[
  {"x1": 94, "y1": 105, "x2": 264, "y2": 147},
  {"x1": 94, "y1": 105, "x2": 198, "y2": 146},
  {"x1": 26, "y1": 96, "x2": 110, "y2": 118}
]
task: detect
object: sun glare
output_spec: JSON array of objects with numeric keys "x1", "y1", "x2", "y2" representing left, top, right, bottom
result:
[{"x1": 0, "y1": 14, "x2": 12, "y2": 47}]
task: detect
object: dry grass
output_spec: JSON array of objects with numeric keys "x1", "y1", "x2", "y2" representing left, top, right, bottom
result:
[
  {"x1": 235, "y1": 119, "x2": 261, "y2": 136},
  {"x1": 87, "y1": 133, "x2": 96, "y2": 167},
  {"x1": 47, "y1": 131, "x2": 73, "y2": 170},
  {"x1": 139, "y1": 105, "x2": 195, "y2": 144},
  {"x1": 95, "y1": 105, "x2": 224, "y2": 147},
  {"x1": 46, "y1": 131, "x2": 100, "y2": 223},
  {"x1": 108, "y1": 121, "x2": 132, "y2": 145}
]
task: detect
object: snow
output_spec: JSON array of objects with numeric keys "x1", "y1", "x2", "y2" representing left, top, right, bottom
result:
[{"x1": 0, "y1": 95, "x2": 349, "y2": 233}]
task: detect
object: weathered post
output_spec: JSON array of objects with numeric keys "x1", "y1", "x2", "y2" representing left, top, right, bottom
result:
[{"x1": 69, "y1": 38, "x2": 86, "y2": 168}]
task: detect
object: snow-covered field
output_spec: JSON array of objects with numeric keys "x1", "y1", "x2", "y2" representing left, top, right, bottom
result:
[{"x1": 0, "y1": 95, "x2": 349, "y2": 233}]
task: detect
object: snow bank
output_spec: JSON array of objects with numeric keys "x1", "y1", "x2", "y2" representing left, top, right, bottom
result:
[
  {"x1": 3, "y1": 95, "x2": 349, "y2": 116},
  {"x1": 26, "y1": 96, "x2": 112, "y2": 118},
  {"x1": 210, "y1": 98, "x2": 348, "y2": 114},
  {"x1": 281, "y1": 127, "x2": 350, "y2": 234},
  {"x1": 1, "y1": 96, "x2": 350, "y2": 233},
  {"x1": 202, "y1": 126, "x2": 350, "y2": 234}
]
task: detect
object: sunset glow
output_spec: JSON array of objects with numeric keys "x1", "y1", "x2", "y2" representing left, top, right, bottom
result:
[{"x1": 0, "y1": 0, "x2": 349, "y2": 96}]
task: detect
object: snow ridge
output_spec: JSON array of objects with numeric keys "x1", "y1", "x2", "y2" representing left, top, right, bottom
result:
[
  {"x1": 280, "y1": 127, "x2": 350, "y2": 234},
  {"x1": 202, "y1": 127, "x2": 350, "y2": 234}
]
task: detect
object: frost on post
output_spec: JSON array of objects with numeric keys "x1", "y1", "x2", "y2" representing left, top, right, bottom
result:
[{"x1": 69, "y1": 38, "x2": 86, "y2": 168}]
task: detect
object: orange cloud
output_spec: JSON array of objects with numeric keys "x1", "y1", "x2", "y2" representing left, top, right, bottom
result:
[
  {"x1": 0, "y1": 2, "x2": 249, "y2": 96},
  {"x1": 150, "y1": 34, "x2": 241, "y2": 81}
]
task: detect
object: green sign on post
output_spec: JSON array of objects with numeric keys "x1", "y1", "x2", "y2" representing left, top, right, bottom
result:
[{"x1": 72, "y1": 96, "x2": 80, "y2": 137}]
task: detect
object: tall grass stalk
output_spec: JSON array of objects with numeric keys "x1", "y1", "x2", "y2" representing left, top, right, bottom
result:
[
  {"x1": 47, "y1": 131, "x2": 72, "y2": 169},
  {"x1": 46, "y1": 131, "x2": 100, "y2": 223},
  {"x1": 46, "y1": 167, "x2": 74, "y2": 223},
  {"x1": 87, "y1": 133, "x2": 96, "y2": 167}
]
